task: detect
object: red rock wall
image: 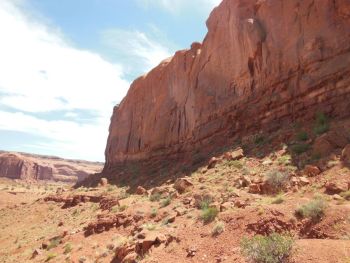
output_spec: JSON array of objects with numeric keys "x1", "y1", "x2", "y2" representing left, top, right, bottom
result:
[{"x1": 105, "y1": 0, "x2": 350, "y2": 173}]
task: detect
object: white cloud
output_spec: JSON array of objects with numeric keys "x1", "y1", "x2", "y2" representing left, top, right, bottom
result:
[
  {"x1": 101, "y1": 28, "x2": 173, "y2": 75},
  {"x1": 136, "y1": 0, "x2": 221, "y2": 14},
  {"x1": 0, "y1": 0, "x2": 172, "y2": 161}
]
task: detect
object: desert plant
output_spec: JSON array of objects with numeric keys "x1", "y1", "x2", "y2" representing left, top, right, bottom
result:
[
  {"x1": 255, "y1": 135, "x2": 265, "y2": 145},
  {"x1": 296, "y1": 131, "x2": 308, "y2": 141},
  {"x1": 160, "y1": 197, "x2": 172, "y2": 208},
  {"x1": 240, "y1": 233, "x2": 294, "y2": 263},
  {"x1": 63, "y1": 243, "x2": 73, "y2": 254},
  {"x1": 228, "y1": 160, "x2": 243, "y2": 169},
  {"x1": 47, "y1": 236, "x2": 62, "y2": 250},
  {"x1": 265, "y1": 170, "x2": 290, "y2": 193},
  {"x1": 271, "y1": 195, "x2": 285, "y2": 204},
  {"x1": 277, "y1": 155, "x2": 291, "y2": 166},
  {"x1": 291, "y1": 143, "x2": 310, "y2": 155},
  {"x1": 212, "y1": 221, "x2": 225, "y2": 236},
  {"x1": 295, "y1": 197, "x2": 327, "y2": 221},
  {"x1": 313, "y1": 112, "x2": 329, "y2": 135},
  {"x1": 149, "y1": 193, "x2": 161, "y2": 202},
  {"x1": 150, "y1": 208, "x2": 158, "y2": 218},
  {"x1": 200, "y1": 207, "x2": 218, "y2": 223},
  {"x1": 46, "y1": 253, "x2": 57, "y2": 262}
]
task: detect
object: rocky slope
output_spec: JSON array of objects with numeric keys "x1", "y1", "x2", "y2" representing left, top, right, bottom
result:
[
  {"x1": 0, "y1": 151, "x2": 103, "y2": 182},
  {"x1": 104, "y1": 0, "x2": 350, "y2": 180}
]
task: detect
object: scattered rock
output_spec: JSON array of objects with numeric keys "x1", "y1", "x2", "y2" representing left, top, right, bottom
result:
[
  {"x1": 304, "y1": 165, "x2": 321, "y2": 177},
  {"x1": 208, "y1": 157, "x2": 219, "y2": 169},
  {"x1": 325, "y1": 181, "x2": 348, "y2": 194},
  {"x1": 341, "y1": 144, "x2": 350, "y2": 164},
  {"x1": 135, "y1": 186, "x2": 147, "y2": 195},
  {"x1": 224, "y1": 148, "x2": 244, "y2": 161},
  {"x1": 122, "y1": 252, "x2": 138, "y2": 263},
  {"x1": 99, "y1": 178, "x2": 108, "y2": 187},
  {"x1": 31, "y1": 249, "x2": 41, "y2": 259},
  {"x1": 299, "y1": 177, "x2": 310, "y2": 186},
  {"x1": 186, "y1": 247, "x2": 197, "y2": 257},
  {"x1": 248, "y1": 183, "x2": 262, "y2": 194},
  {"x1": 174, "y1": 178, "x2": 193, "y2": 194},
  {"x1": 333, "y1": 194, "x2": 343, "y2": 201}
]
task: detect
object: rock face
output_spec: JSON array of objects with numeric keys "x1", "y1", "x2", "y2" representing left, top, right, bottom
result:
[
  {"x1": 0, "y1": 151, "x2": 103, "y2": 182},
  {"x1": 104, "y1": 0, "x2": 350, "y2": 177}
]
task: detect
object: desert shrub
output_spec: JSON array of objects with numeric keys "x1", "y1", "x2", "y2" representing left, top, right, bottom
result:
[
  {"x1": 200, "y1": 207, "x2": 218, "y2": 223},
  {"x1": 271, "y1": 195, "x2": 285, "y2": 204},
  {"x1": 160, "y1": 197, "x2": 172, "y2": 208},
  {"x1": 150, "y1": 208, "x2": 158, "y2": 218},
  {"x1": 295, "y1": 197, "x2": 327, "y2": 221},
  {"x1": 277, "y1": 155, "x2": 291, "y2": 166},
  {"x1": 45, "y1": 253, "x2": 57, "y2": 262},
  {"x1": 212, "y1": 221, "x2": 225, "y2": 236},
  {"x1": 313, "y1": 112, "x2": 329, "y2": 135},
  {"x1": 47, "y1": 236, "x2": 62, "y2": 250},
  {"x1": 241, "y1": 233, "x2": 294, "y2": 263},
  {"x1": 228, "y1": 160, "x2": 243, "y2": 169},
  {"x1": 255, "y1": 135, "x2": 265, "y2": 145},
  {"x1": 63, "y1": 243, "x2": 73, "y2": 254},
  {"x1": 291, "y1": 143, "x2": 310, "y2": 155},
  {"x1": 265, "y1": 170, "x2": 290, "y2": 193},
  {"x1": 296, "y1": 131, "x2": 308, "y2": 141},
  {"x1": 149, "y1": 193, "x2": 161, "y2": 202},
  {"x1": 199, "y1": 196, "x2": 213, "y2": 210}
]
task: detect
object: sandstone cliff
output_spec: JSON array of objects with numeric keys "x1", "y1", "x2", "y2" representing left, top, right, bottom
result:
[
  {"x1": 104, "y1": 0, "x2": 350, "y2": 177},
  {"x1": 0, "y1": 151, "x2": 103, "y2": 182}
]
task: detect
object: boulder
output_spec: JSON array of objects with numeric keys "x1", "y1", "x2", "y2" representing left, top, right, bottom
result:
[
  {"x1": 173, "y1": 178, "x2": 193, "y2": 193},
  {"x1": 224, "y1": 148, "x2": 244, "y2": 161},
  {"x1": 208, "y1": 157, "x2": 219, "y2": 169},
  {"x1": 304, "y1": 165, "x2": 321, "y2": 177},
  {"x1": 325, "y1": 182, "x2": 348, "y2": 194},
  {"x1": 248, "y1": 183, "x2": 262, "y2": 194},
  {"x1": 135, "y1": 186, "x2": 147, "y2": 195},
  {"x1": 99, "y1": 178, "x2": 108, "y2": 187},
  {"x1": 341, "y1": 144, "x2": 350, "y2": 164}
]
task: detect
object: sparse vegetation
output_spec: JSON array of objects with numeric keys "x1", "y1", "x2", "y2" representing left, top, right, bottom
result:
[
  {"x1": 255, "y1": 135, "x2": 265, "y2": 145},
  {"x1": 265, "y1": 170, "x2": 290, "y2": 193},
  {"x1": 313, "y1": 112, "x2": 329, "y2": 135},
  {"x1": 296, "y1": 130, "x2": 309, "y2": 141},
  {"x1": 240, "y1": 233, "x2": 294, "y2": 263},
  {"x1": 227, "y1": 160, "x2": 243, "y2": 169},
  {"x1": 291, "y1": 143, "x2": 310, "y2": 155},
  {"x1": 200, "y1": 207, "x2": 218, "y2": 223},
  {"x1": 277, "y1": 155, "x2": 291, "y2": 166},
  {"x1": 149, "y1": 193, "x2": 161, "y2": 202},
  {"x1": 150, "y1": 208, "x2": 158, "y2": 218},
  {"x1": 46, "y1": 253, "x2": 57, "y2": 262},
  {"x1": 160, "y1": 197, "x2": 172, "y2": 208},
  {"x1": 63, "y1": 243, "x2": 73, "y2": 254},
  {"x1": 47, "y1": 236, "x2": 62, "y2": 250},
  {"x1": 271, "y1": 195, "x2": 285, "y2": 204},
  {"x1": 212, "y1": 221, "x2": 225, "y2": 236},
  {"x1": 295, "y1": 197, "x2": 327, "y2": 221}
]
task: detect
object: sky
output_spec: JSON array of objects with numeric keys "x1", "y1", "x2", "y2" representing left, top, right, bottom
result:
[{"x1": 0, "y1": 0, "x2": 221, "y2": 161}]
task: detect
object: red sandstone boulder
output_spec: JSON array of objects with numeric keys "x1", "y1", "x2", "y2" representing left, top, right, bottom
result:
[
  {"x1": 224, "y1": 148, "x2": 244, "y2": 161},
  {"x1": 207, "y1": 157, "x2": 219, "y2": 169},
  {"x1": 304, "y1": 165, "x2": 321, "y2": 177},
  {"x1": 135, "y1": 186, "x2": 147, "y2": 195},
  {"x1": 342, "y1": 145, "x2": 350, "y2": 164},
  {"x1": 173, "y1": 178, "x2": 193, "y2": 193}
]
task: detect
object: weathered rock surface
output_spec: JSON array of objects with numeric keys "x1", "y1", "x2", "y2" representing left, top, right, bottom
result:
[
  {"x1": 104, "y1": 0, "x2": 350, "y2": 178},
  {"x1": 0, "y1": 151, "x2": 102, "y2": 182}
]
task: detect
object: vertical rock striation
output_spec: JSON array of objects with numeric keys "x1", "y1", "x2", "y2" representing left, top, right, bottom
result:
[{"x1": 104, "y1": 0, "x2": 350, "y2": 177}]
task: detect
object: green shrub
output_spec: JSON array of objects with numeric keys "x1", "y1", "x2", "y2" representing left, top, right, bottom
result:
[
  {"x1": 149, "y1": 193, "x2": 161, "y2": 202},
  {"x1": 295, "y1": 197, "x2": 327, "y2": 221},
  {"x1": 291, "y1": 143, "x2": 310, "y2": 155},
  {"x1": 255, "y1": 135, "x2": 265, "y2": 145},
  {"x1": 150, "y1": 208, "x2": 158, "y2": 218},
  {"x1": 277, "y1": 155, "x2": 291, "y2": 166},
  {"x1": 265, "y1": 170, "x2": 290, "y2": 193},
  {"x1": 160, "y1": 197, "x2": 172, "y2": 208},
  {"x1": 212, "y1": 221, "x2": 225, "y2": 236},
  {"x1": 199, "y1": 196, "x2": 213, "y2": 210},
  {"x1": 200, "y1": 207, "x2": 218, "y2": 223},
  {"x1": 313, "y1": 112, "x2": 329, "y2": 135},
  {"x1": 63, "y1": 243, "x2": 73, "y2": 254},
  {"x1": 271, "y1": 195, "x2": 285, "y2": 204},
  {"x1": 228, "y1": 160, "x2": 243, "y2": 169},
  {"x1": 240, "y1": 233, "x2": 294, "y2": 263},
  {"x1": 47, "y1": 236, "x2": 62, "y2": 250},
  {"x1": 296, "y1": 131, "x2": 308, "y2": 141},
  {"x1": 45, "y1": 253, "x2": 57, "y2": 262}
]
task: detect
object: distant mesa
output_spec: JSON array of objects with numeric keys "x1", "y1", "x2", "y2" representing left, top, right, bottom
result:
[{"x1": 0, "y1": 151, "x2": 103, "y2": 183}]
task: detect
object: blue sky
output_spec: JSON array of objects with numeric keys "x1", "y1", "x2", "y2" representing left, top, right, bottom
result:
[{"x1": 0, "y1": 0, "x2": 221, "y2": 161}]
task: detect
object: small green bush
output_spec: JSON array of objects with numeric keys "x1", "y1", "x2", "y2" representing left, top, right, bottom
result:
[
  {"x1": 265, "y1": 170, "x2": 290, "y2": 193},
  {"x1": 228, "y1": 160, "x2": 243, "y2": 169},
  {"x1": 160, "y1": 197, "x2": 172, "y2": 208},
  {"x1": 45, "y1": 253, "x2": 57, "y2": 262},
  {"x1": 150, "y1": 208, "x2": 158, "y2": 218},
  {"x1": 291, "y1": 143, "x2": 310, "y2": 155},
  {"x1": 212, "y1": 221, "x2": 225, "y2": 236},
  {"x1": 200, "y1": 207, "x2": 218, "y2": 223},
  {"x1": 313, "y1": 112, "x2": 329, "y2": 135},
  {"x1": 255, "y1": 135, "x2": 265, "y2": 145},
  {"x1": 296, "y1": 131, "x2": 308, "y2": 141},
  {"x1": 295, "y1": 197, "x2": 327, "y2": 221},
  {"x1": 240, "y1": 233, "x2": 294, "y2": 263},
  {"x1": 47, "y1": 236, "x2": 62, "y2": 250},
  {"x1": 63, "y1": 243, "x2": 73, "y2": 254},
  {"x1": 271, "y1": 195, "x2": 285, "y2": 204},
  {"x1": 149, "y1": 193, "x2": 161, "y2": 202}
]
